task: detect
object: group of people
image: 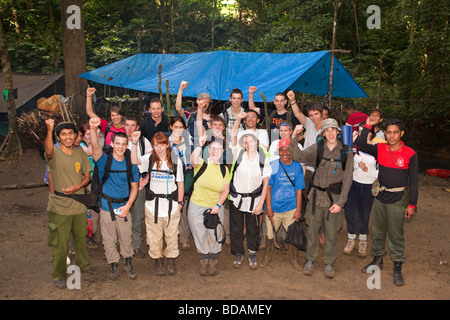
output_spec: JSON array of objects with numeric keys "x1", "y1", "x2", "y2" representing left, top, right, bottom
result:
[{"x1": 44, "y1": 82, "x2": 418, "y2": 290}]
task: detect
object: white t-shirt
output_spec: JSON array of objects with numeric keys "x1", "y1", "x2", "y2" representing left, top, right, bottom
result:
[
  {"x1": 230, "y1": 144, "x2": 272, "y2": 213},
  {"x1": 138, "y1": 155, "x2": 184, "y2": 217},
  {"x1": 352, "y1": 151, "x2": 378, "y2": 184}
]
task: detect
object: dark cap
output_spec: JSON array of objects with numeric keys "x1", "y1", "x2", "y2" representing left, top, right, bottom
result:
[{"x1": 55, "y1": 121, "x2": 79, "y2": 137}]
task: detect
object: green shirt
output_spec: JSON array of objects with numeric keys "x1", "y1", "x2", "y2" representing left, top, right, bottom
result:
[{"x1": 46, "y1": 147, "x2": 92, "y2": 215}]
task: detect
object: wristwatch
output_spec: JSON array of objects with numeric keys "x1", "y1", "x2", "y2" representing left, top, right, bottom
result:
[{"x1": 178, "y1": 201, "x2": 184, "y2": 206}]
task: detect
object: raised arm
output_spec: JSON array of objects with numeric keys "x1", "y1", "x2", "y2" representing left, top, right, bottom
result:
[
  {"x1": 356, "y1": 121, "x2": 378, "y2": 158},
  {"x1": 130, "y1": 131, "x2": 142, "y2": 165},
  {"x1": 231, "y1": 111, "x2": 246, "y2": 147},
  {"x1": 289, "y1": 128, "x2": 317, "y2": 166},
  {"x1": 44, "y1": 118, "x2": 55, "y2": 161},
  {"x1": 190, "y1": 133, "x2": 207, "y2": 168},
  {"x1": 175, "y1": 81, "x2": 189, "y2": 118},
  {"x1": 248, "y1": 86, "x2": 260, "y2": 114},
  {"x1": 89, "y1": 117, "x2": 103, "y2": 162},
  {"x1": 86, "y1": 87, "x2": 99, "y2": 119},
  {"x1": 287, "y1": 90, "x2": 306, "y2": 126}
]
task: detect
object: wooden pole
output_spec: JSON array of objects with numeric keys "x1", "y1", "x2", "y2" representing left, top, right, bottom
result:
[{"x1": 328, "y1": 0, "x2": 340, "y2": 106}]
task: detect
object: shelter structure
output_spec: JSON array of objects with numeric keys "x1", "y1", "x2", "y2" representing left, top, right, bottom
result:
[{"x1": 79, "y1": 50, "x2": 367, "y2": 102}]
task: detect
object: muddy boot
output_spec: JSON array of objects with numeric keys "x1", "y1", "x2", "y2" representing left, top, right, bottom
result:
[
  {"x1": 167, "y1": 258, "x2": 177, "y2": 275},
  {"x1": 361, "y1": 256, "x2": 383, "y2": 273},
  {"x1": 109, "y1": 262, "x2": 119, "y2": 280},
  {"x1": 124, "y1": 257, "x2": 137, "y2": 280},
  {"x1": 199, "y1": 259, "x2": 209, "y2": 276},
  {"x1": 393, "y1": 262, "x2": 404, "y2": 286},
  {"x1": 155, "y1": 258, "x2": 166, "y2": 276},
  {"x1": 289, "y1": 245, "x2": 303, "y2": 271},
  {"x1": 208, "y1": 259, "x2": 218, "y2": 276},
  {"x1": 260, "y1": 238, "x2": 273, "y2": 268}
]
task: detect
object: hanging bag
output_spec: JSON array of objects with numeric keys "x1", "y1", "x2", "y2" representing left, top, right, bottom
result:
[
  {"x1": 286, "y1": 219, "x2": 308, "y2": 251},
  {"x1": 203, "y1": 209, "x2": 226, "y2": 244}
]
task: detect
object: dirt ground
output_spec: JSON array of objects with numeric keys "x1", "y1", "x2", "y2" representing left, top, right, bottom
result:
[{"x1": 0, "y1": 148, "x2": 449, "y2": 301}]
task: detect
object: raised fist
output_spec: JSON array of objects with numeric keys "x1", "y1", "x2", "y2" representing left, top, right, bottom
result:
[
  {"x1": 180, "y1": 81, "x2": 189, "y2": 90},
  {"x1": 86, "y1": 87, "x2": 96, "y2": 97},
  {"x1": 287, "y1": 90, "x2": 295, "y2": 101},
  {"x1": 89, "y1": 117, "x2": 101, "y2": 128},
  {"x1": 249, "y1": 86, "x2": 257, "y2": 93},
  {"x1": 131, "y1": 130, "x2": 141, "y2": 142},
  {"x1": 292, "y1": 124, "x2": 304, "y2": 137},
  {"x1": 45, "y1": 118, "x2": 55, "y2": 131}
]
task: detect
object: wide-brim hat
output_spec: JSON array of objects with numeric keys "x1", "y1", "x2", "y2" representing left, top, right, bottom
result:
[
  {"x1": 238, "y1": 130, "x2": 258, "y2": 149},
  {"x1": 321, "y1": 118, "x2": 342, "y2": 133},
  {"x1": 197, "y1": 93, "x2": 211, "y2": 100}
]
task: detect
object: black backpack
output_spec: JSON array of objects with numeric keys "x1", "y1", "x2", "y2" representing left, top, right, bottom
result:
[
  {"x1": 91, "y1": 146, "x2": 133, "y2": 220},
  {"x1": 145, "y1": 152, "x2": 182, "y2": 225}
]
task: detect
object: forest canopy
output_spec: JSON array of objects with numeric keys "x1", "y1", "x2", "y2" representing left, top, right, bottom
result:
[{"x1": 1, "y1": 0, "x2": 449, "y2": 153}]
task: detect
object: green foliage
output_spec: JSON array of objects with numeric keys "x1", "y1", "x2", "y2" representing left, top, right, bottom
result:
[{"x1": 1, "y1": 0, "x2": 448, "y2": 150}]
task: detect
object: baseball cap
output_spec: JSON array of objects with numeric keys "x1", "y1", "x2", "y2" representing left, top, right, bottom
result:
[{"x1": 277, "y1": 139, "x2": 290, "y2": 149}]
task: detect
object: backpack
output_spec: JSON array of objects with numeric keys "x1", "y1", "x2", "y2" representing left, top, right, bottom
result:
[
  {"x1": 91, "y1": 146, "x2": 133, "y2": 221},
  {"x1": 229, "y1": 146, "x2": 268, "y2": 212},
  {"x1": 310, "y1": 138, "x2": 353, "y2": 219},
  {"x1": 53, "y1": 146, "x2": 134, "y2": 221},
  {"x1": 183, "y1": 144, "x2": 227, "y2": 195},
  {"x1": 145, "y1": 152, "x2": 182, "y2": 224}
]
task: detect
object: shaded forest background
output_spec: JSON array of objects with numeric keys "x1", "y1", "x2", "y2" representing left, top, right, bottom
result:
[{"x1": 1, "y1": 0, "x2": 449, "y2": 157}]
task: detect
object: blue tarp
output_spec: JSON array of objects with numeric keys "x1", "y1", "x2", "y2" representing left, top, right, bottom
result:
[{"x1": 79, "y1": 50, "x2": 368, "y2": 102}]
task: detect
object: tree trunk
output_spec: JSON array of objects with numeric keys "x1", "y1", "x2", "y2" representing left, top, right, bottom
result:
[
  {"x1": 157, "y1": 0, "x2": 169, "y2": 54},
  {"x1": 211, "y1": 0, "x2": 217, "y2": 50},
  {"x1": 0, "y1": 19, "x2": 22, "y2": 159},
  {"x1": 60, "y1": 0, "x2": 88, "y2": 119}
]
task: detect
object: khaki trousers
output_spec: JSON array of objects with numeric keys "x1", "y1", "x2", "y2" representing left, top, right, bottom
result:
[
  {"x1": 99, "y1": 209, "x2": 134, "y2": 264},
  {"x1": 145, "y1": 207, "x2": 180, "y2": 259},
  {"x1": 265, "y1": 208, "x2": 296, "y2": 239}
]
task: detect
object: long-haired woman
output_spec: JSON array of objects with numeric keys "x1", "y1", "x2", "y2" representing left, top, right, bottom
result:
[{"x1": 130, "y1": 131, "x2": 184, "y2": 276}]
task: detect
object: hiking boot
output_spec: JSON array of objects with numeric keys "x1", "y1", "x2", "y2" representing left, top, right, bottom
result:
[
  {"x1": 83, "y1": 266, "x2": 98, "y2": 275},
  {"x1": 134, "y1": 247, "x2": 146, "y2": 259},
  {"x1": 86, "y1": 237, "x2": 99, "y2": 250},
  {"x1": 233, "y1": 254, "x2": 243, "y2": 269},
  {"x1": 343, "y1": 239, "x2": 356, "y2": 255},
  {"x1": 167, "y1": 258, "x2": 177, "y2": 275},
  {"x1": 124, "y1": 257, "x2": 137, "y2": 280},
  {"x1": 260, "y1": 238, "x2": 273, "y2": 268},
  {"x1": 361, "y1": 256, "x2": 383, "y2": 273},
  {"x1": 54, "y1": 279, "x2": 66, "y2": 289},
  {"x1": 208, "y1": 259, "x2": 218, "y2": 276},
  {"x1": 155, "y1": 258, "x2": 166, "y2": 276},
  {"x1": 324, "y1": 264, "x2": 335, "y2": 279},
  {"x1": 393, "y1": 262, "x2": 404, "y2": 286},
  {"x1": 109, "y1": 262, "x2": 119, "y2": 280},
  {"x1": 289, "y1": 245, "x2": 303, "y2": 271},
  {"x1": 199, "y1": 259, "x2": 209, "y2": 276},
  {"x1": 358, "y1": 240, "x2": 368, "y2": 258},
  {"x1": 303, "y1": 260, "x2": 315, "y2": 276},
  {"x1": 180, "y1": 242, "x2": 191, "y2": 251},
  {"x1": 248, "y1": 251, "x2": 258, "y2": 270}
]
